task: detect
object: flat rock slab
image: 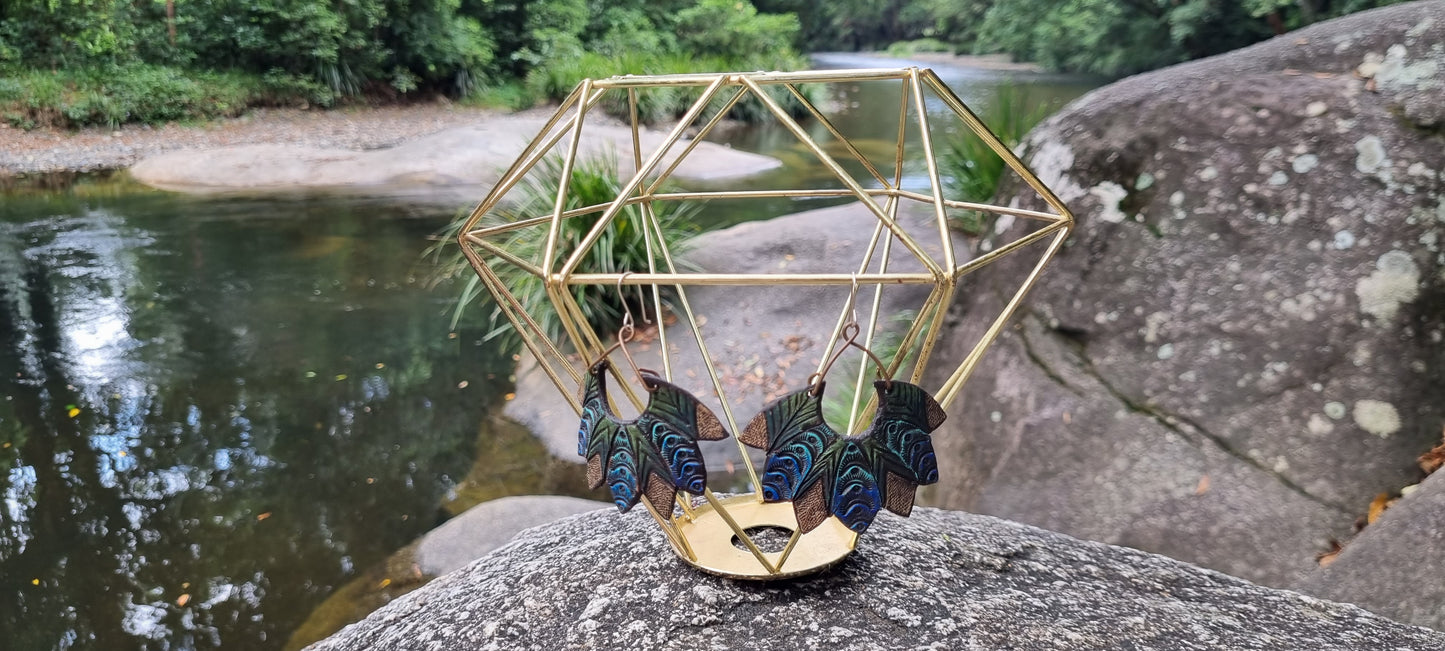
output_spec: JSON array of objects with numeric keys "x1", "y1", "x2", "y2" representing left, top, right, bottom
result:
[
  {"x1": 130, "y1": 116, "x2": 780, "y2": 193},
  {"x1": 415, "y1": 496, "x2": 607, "y2": 577},
  {"x1": 312, "y1": 506, "x2": 1445, "y2": 650},
  {"x1": 1302, "y1": 470, "x2": 1445, "y2": 630}
]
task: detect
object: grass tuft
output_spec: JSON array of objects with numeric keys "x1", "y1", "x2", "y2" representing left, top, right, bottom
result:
[
  {"x1": 940, "y1": 84, "x2": 1057, "y2": 234},
  {"x1": 431, "y1": 152, "x2": 702, "y2": 352}
]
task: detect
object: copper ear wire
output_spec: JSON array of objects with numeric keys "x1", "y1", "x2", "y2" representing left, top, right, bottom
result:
[
  {"x1": 809, "y1": 274, "x2": 890, "y2": 396},
  {"x1": 598, "y1": 273, "x2": 648, "y2": 386},
  {"x1": 809, "y1": 322, "x2": 892, "y2": 396}
]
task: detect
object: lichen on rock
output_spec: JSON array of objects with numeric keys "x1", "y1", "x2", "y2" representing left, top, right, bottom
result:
[
  {"x1": 310, "y1": 507, "x2": 1445, "y2": 650},
  {"x1": 925, "y1": 0, "x2": 1445, "y2": 595}
]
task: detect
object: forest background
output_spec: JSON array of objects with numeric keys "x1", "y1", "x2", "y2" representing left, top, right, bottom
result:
[{"x1": 0, "y1": 0, "x2": 1412, "y2": 128}]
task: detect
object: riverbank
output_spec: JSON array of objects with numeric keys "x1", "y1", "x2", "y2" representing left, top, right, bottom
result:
[
  {"x1": 817, "y1": 51, "x2": 1044, "y2": 73},
  {"x1": 0, "y1": 103, "x2": 505, "y2": 177}
]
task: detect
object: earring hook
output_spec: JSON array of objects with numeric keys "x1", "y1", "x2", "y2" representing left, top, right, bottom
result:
[
  {"x1": 809, "y1": 321, "x2": 891, "y2": 396},
  {"x1": 602, "y1": 272, "x2": 646, "y2": 385}
]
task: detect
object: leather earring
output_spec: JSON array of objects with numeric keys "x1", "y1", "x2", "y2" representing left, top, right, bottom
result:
[
  {"x1": 738, "y1": 325, "x2": 946, "y2": 534},
  {"x1": 577, "y1": 355, "x2": 729, "y2": 514}
]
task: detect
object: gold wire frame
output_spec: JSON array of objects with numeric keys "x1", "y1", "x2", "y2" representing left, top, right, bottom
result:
[{"x1": 456, "y1": 67, "x2": 1073, "y2": 579}]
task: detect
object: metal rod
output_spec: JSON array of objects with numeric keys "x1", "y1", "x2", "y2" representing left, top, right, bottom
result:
[
  {"x1": 640, "y1": 494, "x2": 694, "y2": 561},
  {"x1": 703, "y1": 489, "x2": 777, "y2": 574},
  {"x1": 464, "y1": 235, "x2": 544, "y2": 280},
  {"x1": 463, "y1": 85, "x2": 608, "y2": 239},
  {"x1": 558, "y1": 76, "x2": 727, "y2": 280},
  {"x1": 644, "y1": 87, "x2": 750, "y2": 195},
  {"x1": 908, "y1": 69, "x2": 956, "y2": 271},
  {"x1": 847, "y1": 199, "x2": 895, "y2": 434},
  {"x1": 639, "y1": 206, "x2": 763, "y2": 496},
  {"x1": 569, "y1": 272, "x2": 936, "y2": 286},
  {"x1": 542, "y1": 78, "x2": 594, "y2": 280},
  {"x1": 784, "y1": 82, "x2": 889, "y2": 188},
  {"x1": 842, "y1": 78, "x2": 916, "y2": 431},
  {"x1": 458, "y1": 84, "x2": 583, "y2": 234},
  {"x1": 462, "y1": 247, "x2": 583, "y2": 405},
  {"x1": 921, "y1": 69, "x2": 1075, "y2": 227},
  {"x1": 589, "y1": 68, "x2": 912, "y2": 89},
  {"x1": 774, "y1": 528, "x2": 803, "y2": 571},
  {"x1": 950, "y1": 220, "x2": 1070, "y2": 281},
  {"x1": 937, "y1": 227, "x2": 1070, "y2": 408},
  {"x1": 738, "y1": 76, "x2": 944, "y2": 280}
]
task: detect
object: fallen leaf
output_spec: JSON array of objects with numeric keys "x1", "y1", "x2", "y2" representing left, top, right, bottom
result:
[
  {"x1": 377, "y1": 578, "x2": 392, "y2": 589},
  {"x1": 67, "y1": 407, "x2": 81, "y2": 418},
  {"x1": 1366, "y1": 492, "x2": 1393, "y2": 525},
  {"x1": 1194, "y1": 475, "x2": 1210, "y2": 495},
  {"x1": 1317, "y1": 540, "x2": 1343, "y2": 567},
  {"x1": 1418, "y1": 428, "x2": 1445, "y2": 475},
  {"x1": 176, "y1": 594, "x2": 191, "y2": 607},
  {"x1": 256, "y1": 512, "x2": 271, "y2": 521}
]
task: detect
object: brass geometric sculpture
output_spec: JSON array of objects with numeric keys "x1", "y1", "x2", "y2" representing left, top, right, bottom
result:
[{"x1": 455, "y1": 67, "x2": 1073, "y2": 579}]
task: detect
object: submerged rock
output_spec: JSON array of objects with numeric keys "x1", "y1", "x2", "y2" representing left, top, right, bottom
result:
[
  {"x1": 925, "y1": 0, "x2": 1445, "y2": 590},
  {"x1": 310, "y1": 506, "x2": 1445, "y2": 650}
]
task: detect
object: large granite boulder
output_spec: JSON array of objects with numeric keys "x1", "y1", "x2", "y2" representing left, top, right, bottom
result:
[
  {"x1": 1302, "y1": 469, "x2": 1445, "y2": 630},
  {"x1": 310, "y1": 506, "x2": 1445, "y2": 650},
  {"x1": 923, "y1": 0, "x2": 1445, "y2": 590}
]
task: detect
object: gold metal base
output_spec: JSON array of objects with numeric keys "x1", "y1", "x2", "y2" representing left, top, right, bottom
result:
[{"x1": 674, "y1": 494, "x2": 858, "y2": 580}]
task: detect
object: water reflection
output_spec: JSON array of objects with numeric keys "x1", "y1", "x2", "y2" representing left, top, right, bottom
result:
[{"x1": 0, "y1": 182, "x2": 509, "y2": 649}]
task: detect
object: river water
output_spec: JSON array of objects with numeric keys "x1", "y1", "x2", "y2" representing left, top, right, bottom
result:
[{"x1": 0, "y1": 56, "x2": 1094, "y2": 650}]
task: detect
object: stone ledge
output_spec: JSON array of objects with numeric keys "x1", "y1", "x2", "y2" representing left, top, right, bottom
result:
[{"x1": 311, "y1": 506, "x2": 1445, "y2": 650}]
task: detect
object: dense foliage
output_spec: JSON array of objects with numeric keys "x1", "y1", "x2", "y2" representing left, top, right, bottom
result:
[
  {"x1": 758, "y1": 0, "x2": 1413, "y2": 76},
  {"x1": 0, "y1": 0, "x2": 804, "y2": 127},
  {"x1": 0, "y1": 0, "x2": 1410, "y2": 127}
]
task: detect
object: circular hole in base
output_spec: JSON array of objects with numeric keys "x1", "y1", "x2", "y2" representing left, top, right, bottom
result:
[{"x1": 732, "y1": 526, "x2": 794, "y2": 553}]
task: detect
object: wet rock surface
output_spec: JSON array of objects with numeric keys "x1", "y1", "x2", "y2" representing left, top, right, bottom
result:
[
  {"x1": 310, "y1": 506, "x2": 1445, "y2": 650},
  {"x1": 924, "y1": 0, "x2": 1445, "y2": 590}
]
